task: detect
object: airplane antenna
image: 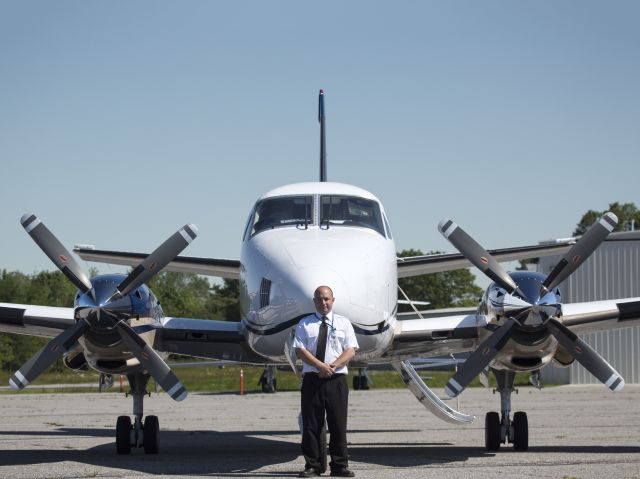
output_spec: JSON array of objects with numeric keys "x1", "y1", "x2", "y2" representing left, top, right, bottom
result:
[{"x1": 319, "y1": 89, "x2": 327, "y2": 182}]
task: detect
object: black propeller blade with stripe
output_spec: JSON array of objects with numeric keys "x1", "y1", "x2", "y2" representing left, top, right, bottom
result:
[
  {"x1": 109, "y1": 223, "x2": 198, "y2": 302},
  {"x1": 116, "y1": 321, "x2": 187, "y2": 401},
  {"x1": 546, "y1": 318, "x2": 624, "y2": 392},
  {"x1": 20, "y1": 213, "x2": 93, "y2": 294},
  {"x1": 9, "y1": 320, "x2": 88, "y2": 390},
  {"x1": 541, "y1": 212, "x2": 617, "y2": 296},
  {"x1": 444, "y1": 318, "x2": 519, "y2": 398},
  {"x1": 438, "y1": 218, "x2": 517, "y2": 294}
]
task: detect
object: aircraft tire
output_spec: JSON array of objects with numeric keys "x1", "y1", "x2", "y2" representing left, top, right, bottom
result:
[
  {"x1": 359, "y1": 375, "x2": 370, "y2": 390},
  {"x1": 116, "y1": 415, "x2": 132, "y2": 455},
  {"x1": 352, "y1": 376, "x2": 360, "y2": 390},
  {"x1": 485, "y1": 412, "x2": 501, "y2": 451},
  {"x1": 512, "y1": 411, "x2": 528, "y2": 451},
  {"x1": 143, "y1": 415, "x2": 160, "y2": 454}
]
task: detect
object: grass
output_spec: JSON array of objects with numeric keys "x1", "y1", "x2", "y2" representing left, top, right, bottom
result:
[{"x1": 0, "y1": 364, "x2": 536, "y2": 395}]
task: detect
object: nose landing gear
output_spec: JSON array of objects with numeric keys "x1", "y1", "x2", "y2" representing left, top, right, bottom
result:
[
  {"x1": 115, "y1": 373, "x2": 161, "y2": 454},
  {"x1": 485, "y1": 370, "x2": 529, "y2": 451}
]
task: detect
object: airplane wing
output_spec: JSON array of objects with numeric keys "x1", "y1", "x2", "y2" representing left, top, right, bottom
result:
[
  {"x1": 397, "y1": 241, "x2": 573, "y2": 277},
  {"x1": 0, "y1": 302, "x2": 74, "y2": 338},
  {"x1": 561, "y1": 297, "x2": 640, "y2": 334},
  {"x1": 74, "y1": 247, "x2": 241, "y2": 279},
  {"x1": 0, "y1": 302, "x2": 268, "y2": 364},
  {"x1": 389, "y1": 297, "x2": 640, "y2": 360},
  {"x1": 155, "y1": 316, "x2": 266, "y2": 363},
  {"x1": 388, "y1": 311, "x2": 483, "y2": 359}
]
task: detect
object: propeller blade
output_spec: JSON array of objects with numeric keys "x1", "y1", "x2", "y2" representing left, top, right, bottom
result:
[
  {"x1": 115, "y1": 321, "x2": 187, "y2": 401},
  {"x1": 9, "y1": 320, "x2": 88, "y2": 390},
  {"x1": 21, "y1": 213, "x2": 93, "y2": 294},
  {"x1": 541, "y1": 212, "x2": 617, "y2": 294},
  {"x1": 444, "y1": 318, "x2": 519, "y2": 398},
  {"x1": 111, "y1": 223, "x2": 198, "y2": 301},
  {"x1": 547, "y1": 319, "x2": 624, "y2": 392},
  {"x1": 438, "y1": 218, "x2": 517, "y2": 293}
]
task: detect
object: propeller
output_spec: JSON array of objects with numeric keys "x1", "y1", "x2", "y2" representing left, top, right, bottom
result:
[
  {"x1": 439, "y1": 213, "x2": 622, "y2": 398},
  {"x1": 9, "y1": 214, "x2": 196, "y2": 402}
]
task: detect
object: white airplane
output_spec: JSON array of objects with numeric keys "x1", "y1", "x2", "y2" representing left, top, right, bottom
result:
[{"x1": 1, "y1": 90, "x2": 639, "y2": 455}]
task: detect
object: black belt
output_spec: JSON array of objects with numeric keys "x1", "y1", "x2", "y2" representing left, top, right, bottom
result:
[{"x1": 304, "y1": 372, "x2": 346, "y2": 379}]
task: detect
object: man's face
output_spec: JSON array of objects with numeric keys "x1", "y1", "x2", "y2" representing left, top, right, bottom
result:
[{"x1": 313, "y1": 288, "x2": 334, "y2": 316}]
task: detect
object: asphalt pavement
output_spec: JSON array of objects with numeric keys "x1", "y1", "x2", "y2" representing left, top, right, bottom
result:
[{"x1": 0, "y1": 384, "x2": 639, "y2": 478}]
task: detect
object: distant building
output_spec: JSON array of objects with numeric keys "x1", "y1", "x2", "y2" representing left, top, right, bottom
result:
[{"x1": 539, "y1": 230, "x2": 640, "y2": 385}]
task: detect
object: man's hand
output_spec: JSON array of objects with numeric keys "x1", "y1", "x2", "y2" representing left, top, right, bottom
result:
[{"x1": 318, "y1": 362, "x2": 336, "y2": 378}]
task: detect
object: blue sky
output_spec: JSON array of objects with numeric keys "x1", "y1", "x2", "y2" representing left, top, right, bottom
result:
[{"x1": 1, "y1": 1, "x2": 639, "y2": 281}]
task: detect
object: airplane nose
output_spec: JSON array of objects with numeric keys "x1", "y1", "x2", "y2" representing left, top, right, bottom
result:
[{"x1": 291, "y1": 266, "x2": 350, "y2": 307}]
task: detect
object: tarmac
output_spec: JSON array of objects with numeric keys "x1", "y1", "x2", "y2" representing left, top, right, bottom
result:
[{"x1": 0, "y1": 384, "x2": 639, "y2": 478}]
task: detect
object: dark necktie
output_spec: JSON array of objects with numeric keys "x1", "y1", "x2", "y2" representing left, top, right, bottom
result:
[{"x1": 315, "y1": 316, "x2": 329, "y2": 362}]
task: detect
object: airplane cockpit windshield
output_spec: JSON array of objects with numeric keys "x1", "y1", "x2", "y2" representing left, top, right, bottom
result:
[
  {"x1": 321, "y1": 195, "x2": 385, "y2": 237},
  {"x1": 246, "y1": 194, "x2": 388, "y2": 239},
  {"x1": 249, "y1": 195, "x2": 313, "y2": 236}
]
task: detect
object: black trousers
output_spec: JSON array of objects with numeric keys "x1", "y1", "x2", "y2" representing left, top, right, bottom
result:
[{"x1": 301, "y1": 373, "x2": 349, "y2": 471}]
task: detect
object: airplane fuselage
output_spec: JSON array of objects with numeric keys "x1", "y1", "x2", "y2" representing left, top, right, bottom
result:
[{"x1": 238, "y1": 182, "x2": 398, "y2": 362}]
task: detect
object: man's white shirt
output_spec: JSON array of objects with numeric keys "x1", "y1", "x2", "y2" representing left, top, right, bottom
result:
[{"x1": 293, "y1": 311, "x2": 359, "y2": 375}]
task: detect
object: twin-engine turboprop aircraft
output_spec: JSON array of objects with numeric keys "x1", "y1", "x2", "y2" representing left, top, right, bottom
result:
[{"x1": 1, "y1": 90, "x2": 640, "y2": 455}]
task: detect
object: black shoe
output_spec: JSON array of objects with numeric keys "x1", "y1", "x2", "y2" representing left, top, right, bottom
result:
[
  {"x1": 299, "y1": 467, "x2": 320, "y2": 478},
  {"x1": 330, "y1": 468, "x2": 355, "y2": 477}
]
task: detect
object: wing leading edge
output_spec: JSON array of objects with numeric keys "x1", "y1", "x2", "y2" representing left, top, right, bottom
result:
[
  {"x1": 0, "y1": 302, "x2": 75, "y2": 338},
  {"x1": 74, "y1": 247, "x2": 241, "y2": 279},
  {"x1": 397, "y1": 241, "x2": 573, "y2": 278}
]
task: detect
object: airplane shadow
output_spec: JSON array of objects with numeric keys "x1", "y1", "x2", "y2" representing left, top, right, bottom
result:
[{"x1": 1, "y1": 427, "x2": 639, "y2": 476}]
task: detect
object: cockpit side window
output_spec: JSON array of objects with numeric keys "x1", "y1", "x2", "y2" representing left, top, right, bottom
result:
[
  {"x1": 320, "y1": 195, "x2": 385, "y2": 237},
  {"x1": 383, "y1": 213, "x2": 393, "y2": 239},
  {"x1": 242, "y1": 209, "x2": 255, "y2": 241},
  {"x1": 250, "y1": 195, "x2": 314, "y2": 236}
]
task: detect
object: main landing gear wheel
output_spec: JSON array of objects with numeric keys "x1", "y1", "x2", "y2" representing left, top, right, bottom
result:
[
  {"x1": 260, "y1": 377, "x2": 277, "y2": 393},
  {"x1": 352, "y1": 375, "x2": 369, "y2": 390},
  {"x1": 259, "y1": 365, "x2": 277, "y2": 393},
  {"x1": 512, "y1": 411, "x2": 528, "y2": 451},
  {"x1": 143, "y1": 415, "x2": 160, "y2": 454},
  {"x1": 485, "y1": 412, "x2": 501, "y2": 451},
  {"x1": 116, "y1": 415, "x2": 132, "y2": 455}
]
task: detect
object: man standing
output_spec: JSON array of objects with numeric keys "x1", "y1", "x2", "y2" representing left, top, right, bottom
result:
[{"x1": 293, "y1": 285, "x2": 359, "y2": 478}]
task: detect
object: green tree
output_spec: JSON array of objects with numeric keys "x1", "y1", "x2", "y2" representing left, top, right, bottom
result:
[
  {"x1": 397, "y1": 249, "x2": 483, "y2": 309},
  {"x1": 147, "y1": 272, "x2": 213, "y2": 319},
  {"x1": 574, "y1": 202, "x2": 640, "y2": 236},
  {"x1": 0, "y1": 269, "x2": 76, "y2": 371},
  {"x1": 211, "y1": 279, "x2": 241, "y2": 321},
  {"x1": 146, "y1": 273, "x2": 240, "y2": 321}
]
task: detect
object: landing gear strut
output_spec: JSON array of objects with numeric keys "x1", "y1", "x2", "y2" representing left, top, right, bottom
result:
[
  {"x1": 115, "y1": 373, "x2": 160, "y2": 454},
  {"x1": 485, "y1": 369, "x2": 528, "y2": 451}
]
